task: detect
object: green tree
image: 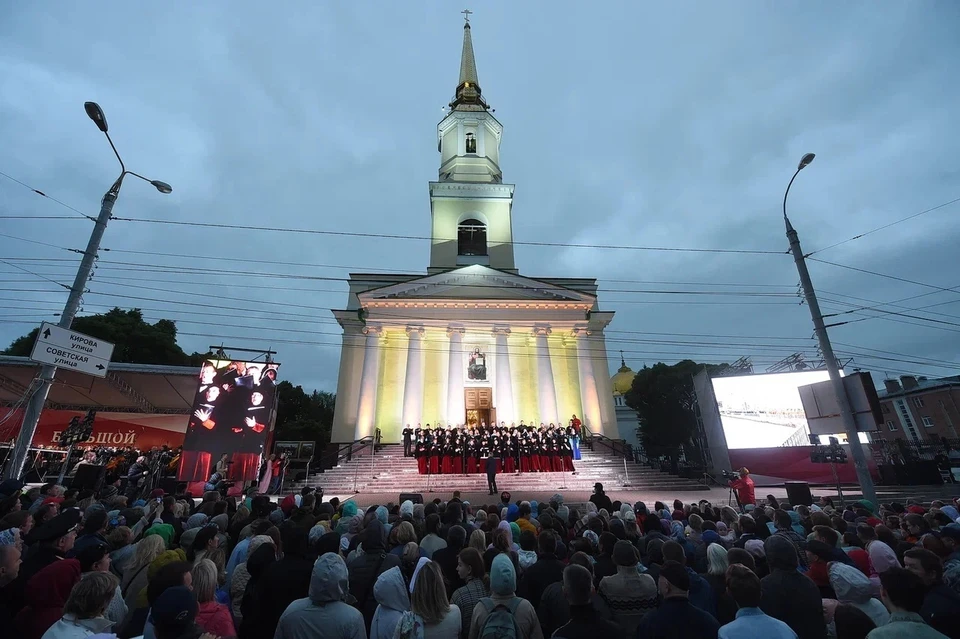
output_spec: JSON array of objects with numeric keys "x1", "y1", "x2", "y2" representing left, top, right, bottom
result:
[
  {"x1": 2, "y1": 308, "x2": 208, "y2": 366},
  {"x1": 274, "y1": 380, "x2": 335, "y2": 447},
  {"x1": 624, "y1": 359, "x2": 729, "y2": 464}
]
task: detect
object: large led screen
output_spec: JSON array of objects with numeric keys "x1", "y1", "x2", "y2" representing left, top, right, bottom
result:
[
  {"x1": 711, "y1": 370, "x2": 832, "y2": 450},
  {"x1": 178, "y1": 359, "x2": 280, "y2": 482}
]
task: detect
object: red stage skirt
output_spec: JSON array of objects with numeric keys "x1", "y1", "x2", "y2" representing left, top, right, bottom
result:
[
  {"x1": 563, "y1": 456, "x2": 575, "y2": 472},
  {"x1": 178, "y1": 451, "x2": 211, "y2": 482},
  {"x1": 505, "y1": 457, "x2": 516, "y2": 473},
  {"x1": 467, "y1": 457, "x2": 478, "y2": 474},
  {"x1": 531, "y1": 455, "x2": 540, "y2": 472},
  {"x1": 520, "y1": 456, "x2": 531, "y2": 473},
  {"x1": 540, "y1": 455, "x2": 551, "y2": 471},
  {"x1": 418, "y1": 457, "x2": 427, "y2": 474},
  {"x1": 453, "y1": 457, "x2": 463, "y2": 474},
  {"x1": 429, "y1": 457, "x2": 439, "y2": 474},
  {"x1": 553, "y1": 456, "x2": 564, "y2": 472},
  {"x1": 441, "y1": 456, "x2": 453, "y2": 474}
]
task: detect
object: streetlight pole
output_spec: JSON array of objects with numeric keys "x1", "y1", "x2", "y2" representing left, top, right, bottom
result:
[
  {"x1": 783, "y1": 153, "x2": 877, "y2": 506},
  {"x1": 3, "y1": 103, "x2": 171, "y2": 481}
]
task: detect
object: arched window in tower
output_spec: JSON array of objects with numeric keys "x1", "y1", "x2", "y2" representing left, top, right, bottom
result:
[
  {"x1": 465, "y1": 132, "x2": 477, "y2": 154},
  {"x1": 457, "y1": 219, "x2": 487, "y2": 256}
]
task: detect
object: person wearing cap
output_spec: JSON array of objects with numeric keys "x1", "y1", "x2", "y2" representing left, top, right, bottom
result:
[
  {"x1": 150, "y1": 584, "x2": 201, "y2": 639},
  {"x1": 275, "y1": 552, "x2": 365, "y2": 639},
  {"x1": 719, "y1": 564, "x2": 796, "y2": 639},
  {"x1": 5, "y1": 508, "x2": 81, "y2": 615},
  {"x1": 759, "y1": 536, "x2": 827, "y2": 639},
  {"x1": 76, "y1": 542, "x2": 128, "y2": 625},
  {"x1": 589, "y1": 483, "x2": 612, "y2": 514},
  {"x1": 468, "y1": 553, "x2": 542, "y2": 639},
  {"x1": 597, "y1": 540, "x2": 657, "y2": 636},
  {"x1": 551, "y1": 563, "x2": 621, "y2": 639},
  {"x1": 634, "y1": 560, "x2": 719, "y2": 639}
]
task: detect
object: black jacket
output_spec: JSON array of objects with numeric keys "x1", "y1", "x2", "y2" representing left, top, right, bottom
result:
[
  {"x1": 517, "y1": 553, "x2": 565, "y2": 610},
  {"x1": 553, "y1": 603, "x2": 623, "y2": 639},
  {"x1": 592, "y1": 553, "x2": 617, "y2": 588},
  {"x1": 759, "y1": 568, "x2": 827, "y2": 639},
  {"x1": 347, "y1": 519, "x2": 401, "y2": 633},
  {"x1": 537, "y1": 581, "x2": 613, "y2": 638},
  {"x1": 432, "y1": 544, "x2": 465, "y2": 598},
  {"x1": 634, "y1": 597, "x2": 720, "y2": 639},
  {"x1": 590, "y1": 492, "x2": 613, "y2": 513},
  {"x1": 921, "y1": 583, "x2": 960, "y2": 639}
]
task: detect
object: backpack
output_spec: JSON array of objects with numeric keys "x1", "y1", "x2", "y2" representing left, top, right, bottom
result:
[{"x1": 478, "y1": 596, "x2": 522, "y2": 639}]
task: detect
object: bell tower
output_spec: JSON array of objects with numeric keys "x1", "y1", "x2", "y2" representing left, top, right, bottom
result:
[{"x1": 428, "y1": 12, "x2": 517, "y2": 274}]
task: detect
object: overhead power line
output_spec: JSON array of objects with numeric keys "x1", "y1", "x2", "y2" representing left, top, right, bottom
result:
[
  {"x1": 807, "y1": 195, "x2": 960, "y2": 256},
  {"x1": 110, "y1": 216, "x2": 786, "y2": 255},
  {"x1": 0, "y1": 170, "x2": 95, "y2": 221}
]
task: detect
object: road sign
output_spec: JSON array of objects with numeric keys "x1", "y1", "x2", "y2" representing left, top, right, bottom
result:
[{"x1": 29, "y1": 322, "x2": 115, "y2": 378}]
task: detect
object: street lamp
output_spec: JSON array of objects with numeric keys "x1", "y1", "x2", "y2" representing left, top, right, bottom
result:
[
  {"x1": 782, "y1": 153, "x2": 877, "y2": 506},
  {"x1": 3, "y1": 103, "x2": 172, "y2": 480}
]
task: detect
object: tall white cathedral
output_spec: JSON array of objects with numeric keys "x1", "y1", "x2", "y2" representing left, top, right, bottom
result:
[{"x1": 330, "y1": 17, "x2": 618, "y2": 444}]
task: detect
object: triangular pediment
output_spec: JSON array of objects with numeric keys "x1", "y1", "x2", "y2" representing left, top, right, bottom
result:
[{"x1": 358, "y1": 265, "x2": 595, "y2": 304}]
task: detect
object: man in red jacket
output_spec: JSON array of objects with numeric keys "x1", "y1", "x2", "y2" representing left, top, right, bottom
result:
[{"x1": 729, "y1": 467, "x2": 756, "y2": 509}]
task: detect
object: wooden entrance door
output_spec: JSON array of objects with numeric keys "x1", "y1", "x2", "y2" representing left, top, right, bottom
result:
[{"x1": 465, "y1": 388, "x2": 494, "y2": 427}]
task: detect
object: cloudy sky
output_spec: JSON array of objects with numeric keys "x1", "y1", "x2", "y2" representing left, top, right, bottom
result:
[{"x1": 1, "y1": 2, "x2": 958, "y2": 395}]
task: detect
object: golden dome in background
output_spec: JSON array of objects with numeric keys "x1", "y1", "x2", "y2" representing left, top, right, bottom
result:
[{"x1": 610, "y1": 351, "x2": 636, "y2": 395}]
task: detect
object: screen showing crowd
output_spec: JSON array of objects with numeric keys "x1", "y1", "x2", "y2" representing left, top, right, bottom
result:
[{"x1": 179, "y1": 359, "x2": 280, "y2": 481}]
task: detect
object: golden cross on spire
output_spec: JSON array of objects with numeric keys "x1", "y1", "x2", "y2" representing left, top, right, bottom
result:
[{"x1": 462, "y1": 8, "x2": 472, "y2": 23}]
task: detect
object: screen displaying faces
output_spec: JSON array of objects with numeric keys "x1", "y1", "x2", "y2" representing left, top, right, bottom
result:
[{"x1": 181, "y1": 359, "x2": 280, "y2": 478}]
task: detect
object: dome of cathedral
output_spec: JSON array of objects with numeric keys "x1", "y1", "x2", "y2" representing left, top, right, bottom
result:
[{"x1": 610, "y1": 356, "x2": 636, "y2": 395}]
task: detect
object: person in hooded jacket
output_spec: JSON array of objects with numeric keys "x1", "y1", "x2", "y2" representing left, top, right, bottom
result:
[
  {"x1": 348, "y1": 518, "x2": 401, "y2": 633},
  {"x1": 369, "y1": 565, "x2": 411, "y2": 639},
  {"x1": 276, "y1": 552, "x2": 366, "y2": 639},
  {"x1": 824, "y1": 562, "x2": 890, "y2": 631},
  {"x1": 759, "y1": 536, "x2": 827, "y2": 639},
  {"x1": 237, "y1": 543, "x2": 277, "y2": 638}
]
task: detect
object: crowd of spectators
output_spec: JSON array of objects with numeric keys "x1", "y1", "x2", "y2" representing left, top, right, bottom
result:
[{"x1": 1, "y1": 477, "x2": 959, "y2": 639}]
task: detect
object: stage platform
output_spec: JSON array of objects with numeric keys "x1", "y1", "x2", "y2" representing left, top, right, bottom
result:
[{"x1": 290, "y1": 443, "x2": 708, "y2": 495}]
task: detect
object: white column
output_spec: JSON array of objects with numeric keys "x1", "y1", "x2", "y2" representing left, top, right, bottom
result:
[
  {"x1": 446, "y1": 327, "x2": 465, "y2": 426},
  {"x1": 573, "y1": 326, "x2": 603, "y2": 435},
  {"x1": 533, "y1": 325, "x2": 559, "y2": 424},
  {"x1": 591, "y1": 331, "x2": 617, "y2": 436},
  {"x1": 493, "y1": 326, "x2": 514, "y2": 425},
  {"x1": 401, "y1": 326, "x2": 424, "y2": 428},
  {"x1": 355, "y1": 325, "x2": 382, "y2": 439}
]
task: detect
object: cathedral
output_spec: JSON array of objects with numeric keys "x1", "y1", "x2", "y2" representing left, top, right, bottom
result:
[{"x1": 330, "y1": 17, "x2": 619, "y2": 444}]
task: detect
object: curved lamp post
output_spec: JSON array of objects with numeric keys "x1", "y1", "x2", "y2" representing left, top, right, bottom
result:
[
  {"x1": 782, "y1": 153, "x2": 877, "y2": 506},
  {"x1": 4, "y1": 103, "x2": 172, "y2": 480}
]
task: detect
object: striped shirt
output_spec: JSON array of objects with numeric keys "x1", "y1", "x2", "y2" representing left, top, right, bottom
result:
[{"x1": 452, "y1": 577, "x2": 489, "y2": 638}]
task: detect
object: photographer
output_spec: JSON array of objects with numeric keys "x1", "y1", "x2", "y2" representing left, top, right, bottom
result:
[{"x1": 727, "y1": 467, "x2": 755, "y2": 509}]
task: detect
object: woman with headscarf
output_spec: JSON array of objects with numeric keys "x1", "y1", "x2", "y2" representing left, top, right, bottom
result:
[{"x1": 370, "y1": 564, "x2": 411, "y2": 639}]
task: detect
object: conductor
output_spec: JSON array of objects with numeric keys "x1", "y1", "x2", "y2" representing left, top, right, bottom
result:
[{"x1": 486, "y1": 452, "x2": 498, "y2": 495}]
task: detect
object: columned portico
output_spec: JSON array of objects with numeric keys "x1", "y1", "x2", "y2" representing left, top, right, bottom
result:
[
  {"x1": 533, "y1": 325, "x2": 559, "y2": 425},
  {"x1": 493, "y1": 326, "x2": 514, "y2": 425},
  {"x1": 401, "y1": 326, "x2": 425, "y2": 427},
  {"x1": 446, "y1": 326, "x2": 465, "y2": 426},
  {"x1": 355, "y1": 325, "x2": 383, "y2": 439},
  {"x1": 573, "y1": 326, "x2": 603, "y2": 436}
]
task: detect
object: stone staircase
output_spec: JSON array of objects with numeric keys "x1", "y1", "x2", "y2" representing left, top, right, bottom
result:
[{"x1": 287, "y1": 444, "x2": 708, "y2": 494}]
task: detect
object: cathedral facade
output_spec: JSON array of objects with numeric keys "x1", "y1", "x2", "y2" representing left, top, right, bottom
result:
[{"x1": 330, "y1": 18, "x2": 618, "y2": 444}]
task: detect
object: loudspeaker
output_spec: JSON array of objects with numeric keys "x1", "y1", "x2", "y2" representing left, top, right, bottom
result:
[
  {"x1": 784, "y1": 481, "x2": 813, "y2": 506},
  {"x1": 71, "y1": 464, "x2": 107, "y2": 492},
  {"x1": 399, "y1": 492, "x2": 424, "y2": 505}
]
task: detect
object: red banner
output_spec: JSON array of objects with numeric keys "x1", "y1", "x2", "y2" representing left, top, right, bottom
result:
[{"x1": 2, "y1": 409, "x2": 186, "y2": 451}]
